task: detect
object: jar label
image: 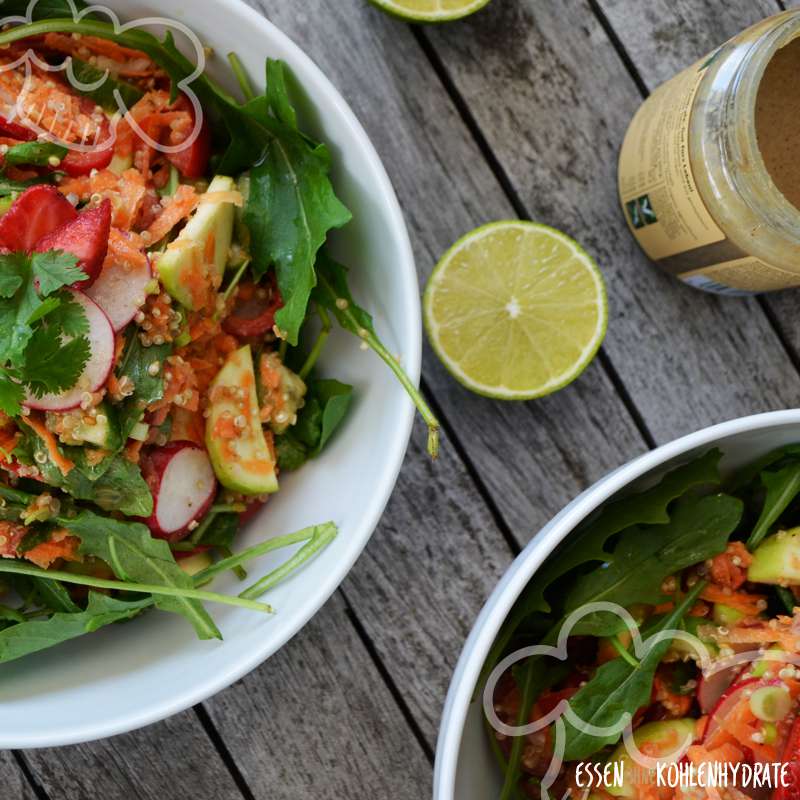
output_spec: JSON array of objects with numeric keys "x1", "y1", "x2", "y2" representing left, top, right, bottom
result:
[
  {"x1": 680, "y1": 257, "x2": 800, "y2": 294},
  {"x1": 619, "y1": 60, "x2": 725, "y2": 259}
]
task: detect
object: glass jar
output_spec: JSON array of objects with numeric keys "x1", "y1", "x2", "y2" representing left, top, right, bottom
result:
[{"x1": 618, "y1": 10, "x2": 800, "y2": 294}]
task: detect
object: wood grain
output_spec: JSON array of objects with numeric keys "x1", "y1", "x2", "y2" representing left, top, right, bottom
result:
[
  {"x1": 341, "y1": 419, "x2": 515, "y2": 745},
  {"x1": 423, "y1": 0, "x2": 800, "y2": 445},
  {"x1": 203, "y1": 592, "x2": 432, "y2": 800},
  {"x1": 21, "y1": 711, "x2": 245, "y2": 800},
  {"x1": 238, "y1": 0, "x2": 649, "y2": 756},
  {"x1": 0, "y1": 753, "x2": 37, "y2": 800},
  {"x1": 246, "y1": 0, "x2": 648, "y2": 541},
  {"x1": 597, "y1": 0, "x2": 777, "y2": 86}
]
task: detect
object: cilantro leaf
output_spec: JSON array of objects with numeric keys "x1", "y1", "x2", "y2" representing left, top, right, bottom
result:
[
  {"x1": 0, "y1": 250, "x2": 90, "y2": 415},
  {"x1": 46, "y1": 292, "x2": 90, "y2": 337},
  {"x1": 0, "y1": 372, "x2": 23, "y2": 417},
  {"x1": 21, "y1": 325, "x2": 90, "y2": 397},
  {"x1": 30, "y1": 251, "x2": 86, "y2": 297},
  {"x1": 0, "y1": 268, "x2": 21, "y2": 298}
]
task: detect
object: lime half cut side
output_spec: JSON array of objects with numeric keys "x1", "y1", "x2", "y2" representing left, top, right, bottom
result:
[
  {"x1": 423, "y1": 221, "x2": 608, "y2": 400},
  {"x1": 368, "y1": 0, "x2": 491, "y2": 23}
]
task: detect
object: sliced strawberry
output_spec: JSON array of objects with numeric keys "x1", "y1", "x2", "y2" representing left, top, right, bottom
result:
[
  {"x1": 0, "y1": 185, "x2": 77, "y2": 252},
  {"x1": 33, "y1": 199, "x2": 112, "y2": 287}
]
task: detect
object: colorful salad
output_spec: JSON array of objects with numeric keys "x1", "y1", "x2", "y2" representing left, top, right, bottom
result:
[
  {"x1": 484, "y1": 447, "x2": 800, "y2": 800},
  {"x1": 0, "y1": 3, "x2": 437, "y2": 661}
]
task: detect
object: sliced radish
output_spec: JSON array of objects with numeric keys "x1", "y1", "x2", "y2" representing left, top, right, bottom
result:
[
  {"x1": 24, "y1": 291, "x2": 115, "y2": 411},
  {"x1": 143, "y1": 442, "x2": 217, "y2": 542},
  {"x1": 698, "y1": 663, "x2": 746, "y2": 714},
  {"x1": 703, "y1": 676, "x2": 786, "y2": 747},
  {"x1": 86, "y1": 252, "x2": 153, "y2": 331}
]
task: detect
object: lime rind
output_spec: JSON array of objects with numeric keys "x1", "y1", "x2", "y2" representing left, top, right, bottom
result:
[
  {"x1": 423, "y1": 221, "x2": 608, "y2": 400},
  {"x1": 368, "y1": 0, "x2": 491, "y2": 23}
]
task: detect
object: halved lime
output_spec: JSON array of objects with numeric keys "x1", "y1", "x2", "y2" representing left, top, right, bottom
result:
[
  {"x1": 368, "y1": 0, "x2": 491, "y2": 23},
  {"x1": 423, "y1": 221, "x2": 607, "y2": 400}
]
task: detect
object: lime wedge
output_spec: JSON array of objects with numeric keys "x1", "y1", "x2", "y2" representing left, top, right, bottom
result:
[
  {"x1": 368, "y1": 0, "x2": 491, "y2": 23},
  {"x1": 423, "y1": 221, "x2": 607, "y2": 400}
]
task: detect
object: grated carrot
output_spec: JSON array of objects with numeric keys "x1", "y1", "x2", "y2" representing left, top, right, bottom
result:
[
  {"x1": 25, "y1": 530, "x2": 81, "y2": 570},
  {"x1": 20, "y1": 414, "x2": 74, "y2": 476},
  {"x1": 145, "y1": 184, "x2": 198, "y2": 243},
  {"x1": 700, "y1": 584, "x2": 766, "y2": 615}
]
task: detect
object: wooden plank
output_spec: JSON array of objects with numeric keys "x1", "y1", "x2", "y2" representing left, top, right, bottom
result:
[
  {"x1": 595, "y1": 0, "x2": 800, "y2": 361},
  {"x1": 342, "y1": 419, "x2": 516, "y2": 744},
  {"x1": 596, "y1": 0, "x2": 776, "y2": 87},
  {"x1": 203, "y1": 592, "x2": 432, "y2": 799},
  {"x1": 22, "y1": 711, "x2": 245, "y2": 800},
  {"x1": 239, "y1": 0, "x2": 648, "y2": 754},
  {"x1": 422, "y1": 0, "x2": 800, "y2": 444},
  {"x1": 0, "y1": 753, "x2": 37, "y2": 800},
  {"x1": 246, "y1": 0, "x2": 648, "y2": 540}
]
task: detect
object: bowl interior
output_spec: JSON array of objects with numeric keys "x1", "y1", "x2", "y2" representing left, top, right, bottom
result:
[
  {"x1": 441, "y1": 413, "x2": 800, "y2": 800},
  {"x1": 0, "y1": 0, "x2": 418, "y2": 748}
]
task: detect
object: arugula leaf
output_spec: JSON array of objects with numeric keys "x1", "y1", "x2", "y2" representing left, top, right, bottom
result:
[
  {"x1": 68, "y1": 57, "x2": 144, "y2": 111},
  {"x1": 314, "y1": 252, "x2": 440, "y2": 456},
  {"x1": 14, "y1": 426, "x2": 152, "y2": 516},
  {"x1": 194, "y1": 512, "x2": 239, "y2": 549},
  {"x1": 275, "y1": 433, "x2": 308, "y2": 472},
  {"x1": 4, "y1": 141, "x2": 67, "y2": 167},
  {"x1": 0, "y1": 0, "x2": 90, "y2": 18},
  {"x1": 114, "y1": 331, "x2": 172, "y2": 440},
  {"x1": 244, "y1": 70, "x2": 352, "y2": 345},
  {"x1": 523, "y1": 449, "x2": 724, "y2": 616},
  {"x1": 562, "y1": 581, "x2": 706, "y2": 760},
  {"x1": 0, "y1": 592, "x2": 150, "y2": 665},
  {"x1": 747, "y1": 460, "x2": 800, "y2": 550},
  {"x1": 563, "y1": 493, "x2": 742, "y2": 635},
  {"x1": 275, "y1": 378, "x2": 353, "y2": 471},
  {"x1": 482, "y1": 450, "x2": 723, "y2": 687},
  {"x1": 265, "y1": 59, "x2": 298, "y2": 128},
  {"x1": 61, "y1": 511, "x2": 221, "y2": 640}
]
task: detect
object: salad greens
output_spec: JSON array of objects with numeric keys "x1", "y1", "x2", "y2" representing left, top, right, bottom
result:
[
  {"x1": 0, "y1": 251, "x2": 90, "y2": 416},
  {"x1": 486, "y1": 445, "x2": 800, "y2": 800},
  {"x1": 0, "y1": 3, "x2": 423, "y2": 667},
  {"x1": 0, "y1": 17, "x2": 439, "y2": 455}
]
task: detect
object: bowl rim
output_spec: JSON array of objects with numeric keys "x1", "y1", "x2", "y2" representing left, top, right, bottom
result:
[
  {"x1": 0, "y1": 0, "x2": 419, "y2": 749},
  {"x1": 433, "y1": 408, "x2": 800, "y2": 799}
]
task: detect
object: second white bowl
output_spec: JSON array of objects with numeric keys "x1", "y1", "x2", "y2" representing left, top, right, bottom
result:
[{"x1": 434, "y1": 409, "x2": 800, "y2": 799}]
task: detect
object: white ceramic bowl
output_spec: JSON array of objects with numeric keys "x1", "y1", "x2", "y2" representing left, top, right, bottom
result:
[
  {"x1": 0, "y1": 0, "x2": 418, "y2": 748},
  {"x1": 434, "y1": 409, "x2": 800, "y2": 799}
]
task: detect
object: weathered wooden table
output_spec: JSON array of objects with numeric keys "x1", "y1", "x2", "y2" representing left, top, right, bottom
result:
[{"x1": 4, "y1": 0, "x2": 800, "y2": 797}]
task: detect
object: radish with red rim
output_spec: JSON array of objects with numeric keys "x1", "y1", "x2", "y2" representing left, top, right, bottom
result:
[
  {"x1": 86, "y1": 253, "x2": 153, "y2": 331},
  {"x1": 142, "y1": 442, "x2": 217, "y2": 541},
  {"x1": 23, "y1": 291, "x2": 115, "y2": 412},
  {"x1": 698, "y1": 663, "x2": 746, "y2": 714}
]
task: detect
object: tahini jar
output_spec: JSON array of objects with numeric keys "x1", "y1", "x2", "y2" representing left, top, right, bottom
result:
[{"x1": 618, "y1": 11, "x2": 800, "y2": 294}]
